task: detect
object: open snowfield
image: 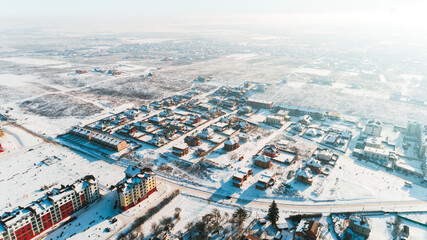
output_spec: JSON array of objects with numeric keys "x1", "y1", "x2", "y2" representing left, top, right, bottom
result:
[
  {"x1": 0, "y1": 74, "x2": 38, "y2": 87},
  {"x1": 367, "y1": 214, "x2": 395, "y2": 240}
]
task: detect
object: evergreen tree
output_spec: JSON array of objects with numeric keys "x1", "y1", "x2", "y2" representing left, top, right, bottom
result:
[{"x1": 268, "y1": 200, "x2": 279, "y2": 226}]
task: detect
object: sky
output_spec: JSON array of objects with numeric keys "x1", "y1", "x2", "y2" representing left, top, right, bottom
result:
[{"x1": 1, "y1": 0, "x2": 426, "y2": 34}]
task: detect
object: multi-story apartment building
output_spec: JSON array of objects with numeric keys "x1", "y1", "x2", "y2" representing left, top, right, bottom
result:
[
  {"x1": 0, "y1": 175, "x2": 100, "y2": 240},
  {"x1": 116, "y1": 166, "x2": 157, "y2": 211},
  {"x1": 364, "y1": 119, "x2": 382, "y2": 137}
]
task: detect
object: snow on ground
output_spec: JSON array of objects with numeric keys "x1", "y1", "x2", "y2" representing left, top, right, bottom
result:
[
  {"x1": 1, "y1": 57, "x2": 65, "y2": 66},
  {"x1": 141, "y1": 194, "x2": 242, "y2": 237},
  {"x1": 0, "y1": 74, "x2": 38, "y2": 87},
  {"x1": 367, "y1": 215, "x2": 394, "y2": 240},
  {"x1": 0, "y1": 124, "x2": 43, "y2": 152},
  {"x1": 317, "y1": 151, "x2": 427, "y2": 202},
  {"x1": 399, "y1": 217, "x2": 427, "y2": 240},
  {"x1": 295, "y1": 68, "x2": 331, "y2": 76}
]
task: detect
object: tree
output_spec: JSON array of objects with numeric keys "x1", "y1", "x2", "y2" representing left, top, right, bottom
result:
[
  {"x1": 268, "y1": 200, "x2": 279, "y2": 227},
  {"x1": 185, "y1": 221, "x2": 195, "y2": 239},
  {"x1": 174, "y1": 207, "x2": 182, "y2": 220},
  {"x1": 231, "y1": 207, "x2": 247, "y2": 236}
]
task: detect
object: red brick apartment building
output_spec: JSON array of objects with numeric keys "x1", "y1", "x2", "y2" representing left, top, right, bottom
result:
[{"x1": 0, "y1": 176, "x2": 100, "y2": 240}]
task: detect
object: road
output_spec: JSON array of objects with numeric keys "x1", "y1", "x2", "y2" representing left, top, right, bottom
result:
[{"x1": 157, "y1": 176, "x2": 427, "y2": 214}]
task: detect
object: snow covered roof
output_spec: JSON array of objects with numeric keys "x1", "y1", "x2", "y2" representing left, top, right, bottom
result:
[
  {"x1": 307, "y1": 158, "x2": 322, "y2": 168},
  {"x1": 255, "y1": 154, "x2": 270, "y2": 163},
  {"x1": 149, "y1": 115, "x2": 165, "y2": 123},
  {"x1": 125, "y1": 166, "x2": 143, "y2": 178},
  {"x1": 306, "y1": 128, "x2": 319, "y2": 136},
  {"x1": 258, "y1": 170, "x2": 275, "y2": 183},
  {"x1": 296, "y1": 168, "x2": 312, "y2": 178},
  {"x1": 225, "y1": 137, "x2": 239, "y2": 146},
  {"x1": 91, "y1": 132, "x2": 125, "y2": 146},
  {"x1": 367, "y1": 119, "x2": 382, "y2": 126},
  {"x1": 0, "y1": 207, "x2": 32, "y2": 227}
]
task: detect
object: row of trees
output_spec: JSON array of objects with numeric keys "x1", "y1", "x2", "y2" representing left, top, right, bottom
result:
[{"x1": 184, "y1": 207, "x2": 248, "y2": 240}]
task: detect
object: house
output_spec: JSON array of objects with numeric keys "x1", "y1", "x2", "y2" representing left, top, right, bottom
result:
[
  {"x1": 198, "y1": 128, "x2": 214, "y2": 140},
  {"x1": 150, "y1": 101, "x2": 163, "y2": 109},
  {"x1": 115, "y1": 115, "x2": 128, "y2": 125},
  {"x1": 148, "y1": 115, "x2": 166, "y2": 126},
  {"x1": 232, "y1": 167, "x2": 253, "y2": 187},
  {"x1": 172, "y1": 144, "x2": 189, "y2": 157},
  {"x1": 238, "y1": 106, "x2": 253, "y2": 115},
  {"x1": 163, "y1": 98, "x2": 175, "y2": 107},
  {"x1": 168, "y1": 121, "x2": 186, "y2": 132},
  {"x1": 305, "y1": 128, "x2": 321, "y2": 137},
  {"x1": 172, "y1": 95, "x2": 183, "y2": 104},
  {"x1": 184, "y1": 135, "x2": 201, "y2": 146},
  {"x1": 264, "y1": 145, "x2": 279, "y2": 158},
  {"x1": 235, "y1": 120, "x2": 250, "y2": 132},
  {"x1": 134, "y1": 121, "x2": 154, "y2": 132},
  {"x1": 188, "y1": 114, "x2": 201, "y2": 124},
  {"x1": 276, "y1": 110, "x2": 289, "y2": 118},
  {"x1": 208, "y1": 107, "x2": 222, "y2": 118},
  {"x1": 293, "y1": 123, "x2": 304, "y2": 132},
  {"x1": 120, "y1": 124, "x2": 137, "y2": 136},
  {"x1": 124, "y1": 109, "x2": 141, "y2": 120},
  {"x1": 212, "y1": 122, "x2": 229, "y2": 132},
  {"x1": 75, "y1": 69, "x2": 87, "y2": 74},
  {"x1": 239, "y1": 133, "x2": 251, "y2": 143},
  {"x1": 150, "y1": 134, "x2": 166, "y2": 146},
  {"x1": 266, "y1": 115, "x2": 284, "y2": 125},
  {"x1": 296, "y1": 168, "x2": 313, "y2": 185},
  {"x1": 195, "y1": 146, "x2": 209, "y2": 157},
  {"x1": 93, "y1": 121, "x2": 109, "y2": 131},
  {"x1": 198, "y1": 104, "x2": 212, "y2": 112},
  {"x1": 108, "y1": 69, "x2": 121, "y2": 75},
  {"x1": 256, "y1": 170, "x2": 276, "y2": 190},
  {"x1": 254, "y1": 154, "x2": 272, "y2": 169},
  {"x1": 224, "y1": 137, "x2": 239, "y2": 151},
  {"x1": 306, "y1": 158, "x2": 322, "y2": 174},
  {"x1": 163, "y1": 127, "x2": 177, "y2": 138},
  {"x1": 299, "y1": 115, "x2": 312, "y2": 125},
  {"x1": 159, "y1": 108, "x2": 174, "y2": 118},
  {"x1": 348, "y1": 215, "x2": 371, "y2": 238},
  {"x1": 222, "y1": 100, "x2": 236, "y2": 109},
  {"x1": 316, "y1": 149, "x2": 339, "y2": 163},
  {"x1": 139, "y1": 105, "x2": 151, "y2": 113},
  {"x1": 324, "y1": 134, "x2": 343, "y2": 146},
  {"x1": 295, "y1": 220, "x2": 322, "y2": 240}
]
